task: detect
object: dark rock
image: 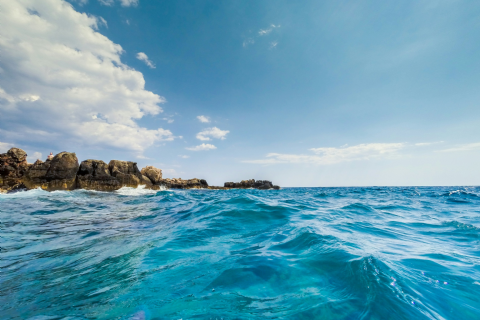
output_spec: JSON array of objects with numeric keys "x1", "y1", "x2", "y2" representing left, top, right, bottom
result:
[
  {"x1": 77, "y1": 160, "x2": 121, "y2": 191},
  {"x1": 23, "y1": 152, "x2": 79, "y2": 191},
  {"x1": 141, "y1": 166, "x2": 162, "y2": 184},
  {"x1": 159, "y1": 178, "x2": 208, "y2": 189},
  {"x1": 108, "y1": 160, "x2": 143, "y2": 188},
  {"x1": 0, "y1": 147, "x2": 31, "y2": 191},
  {"x1": 223, "y1": 179, "x2": 279, "y2": 190},
  {"x1": 7, "y1": 183, "x2": 28, "y2": 194}
]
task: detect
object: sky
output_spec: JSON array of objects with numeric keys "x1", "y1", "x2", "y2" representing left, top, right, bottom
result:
[{"x1": 1, "y1": 0, "x2": 480, "y2": 187}]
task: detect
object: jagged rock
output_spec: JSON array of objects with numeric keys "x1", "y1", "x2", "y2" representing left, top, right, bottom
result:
[
  {"x1": 77, "y1": 160, "x2": 121, "y2": 191},
  {"x1": 224, "y1": 179, "x2": 279, "y2": 190},
  {"x1": 141, "y1": 166, "x2": 162, "y2": 184},
  {"x1": 0, "y1": 147, "x2": 31, "y2": 191},
  {"x1": 159, "y1": 178, "x2": 208, "y2": 189},
  {"x1": 23, "y1": 152, "x2": 79, "y2": 191},
  {"x1": 108, "y1": 160, "x2": 143, "y2": 188}
]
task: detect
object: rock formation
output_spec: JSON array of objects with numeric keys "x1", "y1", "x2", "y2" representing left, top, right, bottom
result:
[
  {"x1": 108, "y1": 160, "x2": 144, "y2": 188},
  {"x1": 0, "y1": 148, "x2": 30, "y2": 191},
  {"x1": 23, "y1": 152, "x2": 79, "y2": 191},
  {"x1": 0, "y1": 147, "x2": 281, "y2": 193},
  {"x1": 224, "y1": 179, "x2": 280, "y2": 190},
  {"x1": 141, "y1": 166, "x2": 162, "y2": 184},
  {"x1": 77, "y1": 160, "x2": 121, "y2": 191},
  {"x1": 159, "y1": 178, "x2": 208, "y2": 189}
]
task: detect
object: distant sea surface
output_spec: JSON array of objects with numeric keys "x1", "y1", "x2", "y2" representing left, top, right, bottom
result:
[{"x1": 1, "y1": 187, "x2": 480, "y2": 319}]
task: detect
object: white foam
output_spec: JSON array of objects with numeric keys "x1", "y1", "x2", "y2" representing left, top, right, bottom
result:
[{"x1": 115, "y1": 185, "x2": 166, "y2": 196}]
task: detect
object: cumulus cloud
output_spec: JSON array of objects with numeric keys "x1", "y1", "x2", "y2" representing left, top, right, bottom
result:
[
  {"x1": 197, "y1": 115, "x2": 210, "y2": 123},
  {"x1": 186, "y1": 143, "x2": 217, "y2": 151},
  {"x1": 258, "y1": 24, "x2": 280, "y2": 36},
  {"x1": 0, "y1": 0, "x2": 172, "y2": 154},
  {"x1": 437, "y1": 142, "x2": 480, "y2": 153},
  {"x1": 244, "y1": 143, "x2": 405, "y2": 164},
  {"x1": 196, "y1": 127, "x2": 229, "y2": 141},
  {"x1": 136, "y1": 52, "x2": 155, "y2": 68}
]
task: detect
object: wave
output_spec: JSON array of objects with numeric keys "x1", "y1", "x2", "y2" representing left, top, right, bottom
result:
[{"x1": 2, "y1": 186, "x2": 480, "y2": 319}]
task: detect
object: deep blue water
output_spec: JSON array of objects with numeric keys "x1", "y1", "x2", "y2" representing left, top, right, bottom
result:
[{"x1": 1, "y1": 186, "x2": 480, "y2": 319}]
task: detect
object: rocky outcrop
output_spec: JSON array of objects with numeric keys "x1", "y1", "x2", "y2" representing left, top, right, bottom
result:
[
  {"x1": 0, "y1": 147, "x2": 281, "y2": 193},
  {"x1": 224, "y1": 179, "x2": 280, "y2": 190},
  {"x1": 77, "y1": 160, "x2": 121, "y2": 191},
  {"x1": 159, "y1": 178, "x2": 208, "y2": 189},
  {"x1": 0, "y1": 148, "x2": 30, "y2": 191},
  {"x1": 108, "y1": 160, "x2": 143, "y2": 188},
  {"x1": 23, "y1": 152, "x2": 79, "y2": 191},
  {"x1": 141, "y1": 166, "x2": 162, "y2": 184}
]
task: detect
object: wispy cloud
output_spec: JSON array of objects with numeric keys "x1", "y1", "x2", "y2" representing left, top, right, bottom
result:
[
  {"x1": 197, "y1": 115, "x2": 210, "y2": 123},
  {"x1": 437, "y1": 142, "x2": 480, "y2": 153},
  {"x1": 244, "y1": 143, "x2": 406, "y2": 165},
  {"x1": 258, "y1": 24, "x2": 280, "y2": 36},
  {"x1": 136, "y1": 52, "x2": 155, "y2": 68},
  {"x1": 178, "y1": 155, "x2": 190, "y2": 159},
  {"x1": 186, "y1": 143, "x2": 217, "y2": 151},
  {"x1": 163, "y1": 117, "x2": 174, "y2": 123},
  {"x1": 415, "y1": 141, "x2": 444, "y2": 146},
  {"x1": 270, "y1": 41, "x2": 278, "y2": 49},
  {"x1": 243, "y1": 38, "x2": 255, "y2": 48},
  {"x1": 196, "y1": 127, "x2": 229, "y2": 141}
]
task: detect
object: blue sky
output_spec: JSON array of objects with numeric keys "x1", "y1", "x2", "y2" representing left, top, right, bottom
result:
[{"x1": 1, "y1": 0, "x2": 480, "y2": 186}]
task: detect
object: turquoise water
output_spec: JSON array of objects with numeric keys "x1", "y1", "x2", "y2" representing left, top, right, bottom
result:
[{"x1": 1, "y1": 186, "x2": 479, "y2": 319}]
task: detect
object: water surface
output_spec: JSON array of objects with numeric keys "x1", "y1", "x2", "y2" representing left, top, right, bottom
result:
[{"x1": 1, "y1": 186, "x2": 479, "y2": 319}]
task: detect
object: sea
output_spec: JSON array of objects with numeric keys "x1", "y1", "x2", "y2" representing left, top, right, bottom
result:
[{"x1": 1, "y1": 186, "x2": 479, "y2": 319}]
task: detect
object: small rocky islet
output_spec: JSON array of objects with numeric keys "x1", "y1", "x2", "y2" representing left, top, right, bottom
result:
[{"x1": 0, "y1": 147, "x2": 280, "y2": 193}]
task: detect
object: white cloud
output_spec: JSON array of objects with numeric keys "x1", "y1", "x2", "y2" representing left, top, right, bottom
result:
[
  {"x1": 415, "y1": 141, "x2": 444, "y2": 146},
  {"x1": 197, "y1": 115, "x2": 210, "y2": 123},
  {"x1": 0, "y1": 0, "x2": 171, "y2": 154},
  {"x1": 178, "y1": 155, "x2": 190, "y2": 158},
  {"x1": 196, "y1": 127, "x2": 229, "y2": 141},
  {"x1": 186, "y1": 143, "x2": 217, "y2": 151},
  {"x1": 119, "y1": 0, "x2": 138, "y2": 6},
  {"x1": 270, "y1": 41, "x2": 278, "y2": 49},
  {"x1": 0, "y1": 142, "x2": 14, "y2": 153},
  {"x1": 244, "y1": 143, "x2": 405, "y2": 164},
  {"x1": 163, "y1": 117, "x2": 174, "y2": 123},
  {"x1": 136, "y1": 52, "x2": 155, "y2": 68},
  {"x1": 98, "y1": 0, "x2": 137, "y2": 6},
  {"x1": 258, "y1": 24, "x2": 280, "y2": 36},
  {"x1": 437, "y1": 142, "x2": 480, "y2": 153}
]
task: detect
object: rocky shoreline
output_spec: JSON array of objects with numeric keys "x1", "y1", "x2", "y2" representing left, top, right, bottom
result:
[{"x1": 0, "y1": 148, "x2": 280, "y2": 193}]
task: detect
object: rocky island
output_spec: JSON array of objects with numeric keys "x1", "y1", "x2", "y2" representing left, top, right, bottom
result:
[{"x1": 0, "y1": 148, "x2": 280, "y2": 193}]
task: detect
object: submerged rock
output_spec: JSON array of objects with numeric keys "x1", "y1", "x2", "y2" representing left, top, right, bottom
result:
[
  {"x1": 141, "y1": 166, "x2": 162, "y2": 184},
  {"x1": 77, "y1": 160, "x2": 121, "y2": 191},
  {"x1": 224, "y1": 179, "x2": 280, "y2": 190},
  {"x1": 23, "y1": 152, "x2": 79, "y2": 191},
  {"x1": 0, "y1": 148, "x2": 30, "y2": 191}
]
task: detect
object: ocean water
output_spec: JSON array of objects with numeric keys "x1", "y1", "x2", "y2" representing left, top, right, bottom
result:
[{"x1": 1, "y1": 187, "x2": 479, "y2": 320}]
